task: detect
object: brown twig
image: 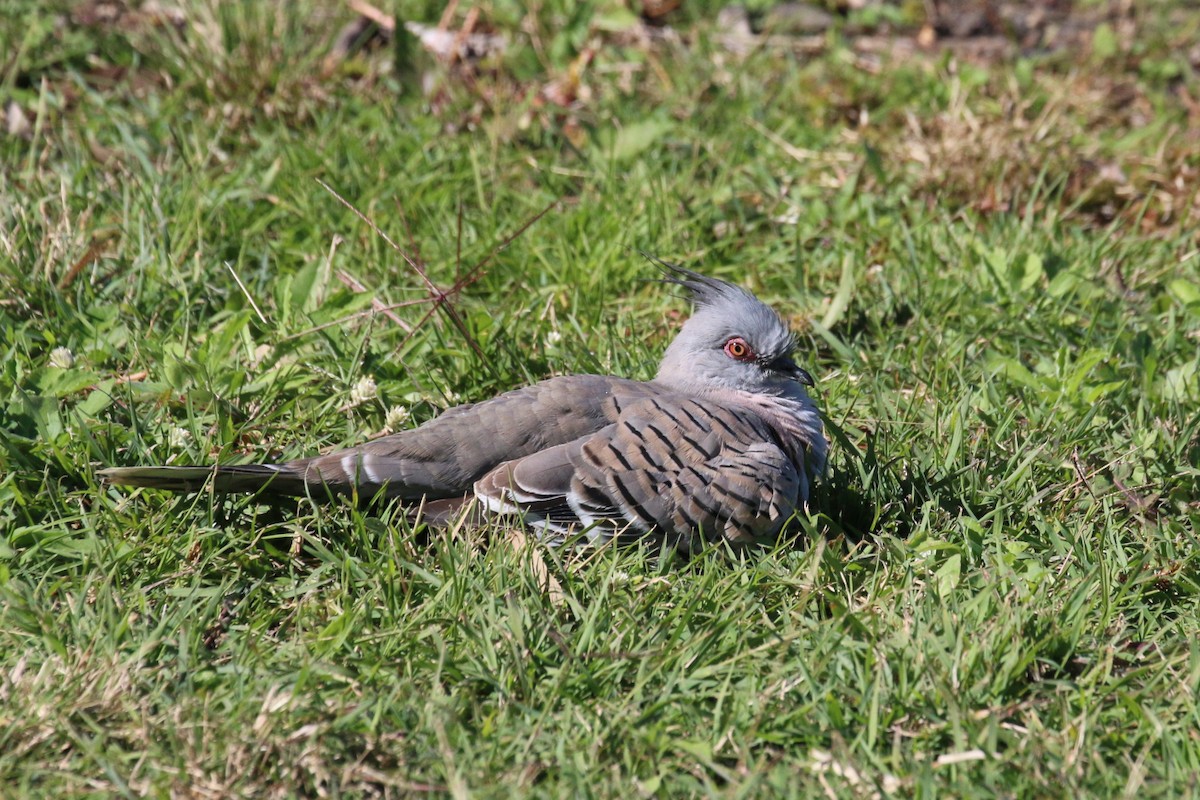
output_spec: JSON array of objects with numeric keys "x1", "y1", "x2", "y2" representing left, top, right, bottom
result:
[
  {"x1": 436, "y1": 0, "x2": 461, "y2": 31},
  {"x1": 335, "y1": 269, "x2": 413, "y2": 332},
  {"x1": 1071, "y1": 448, "x2": 1103, "y2": 505},
  {"x1": 281, "y1": 298, "x2": 431, "y2": 341},
  {"x1": 450, "y1": 6, "x2": 480, "y2": 66},
  {"x1": 388, "y1": 194, "x2": 486, "y2": 362},
  {"x1": 347, "y1": 0, "x2": 394, "y2": 32},
  {"x1": 1109, "y1": 474, "x2": 1161, "y2": 521},
  {"x1": 59, "y1": 234, "x2": 117, "y2": 290},
  {"x1": 316, "y1": 178, "x2": 558, "y2": 367}
]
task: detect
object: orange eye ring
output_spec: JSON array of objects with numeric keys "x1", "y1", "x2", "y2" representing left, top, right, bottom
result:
[{"x1": 723, "y1": 337, "x2": 755, "y2": 362}]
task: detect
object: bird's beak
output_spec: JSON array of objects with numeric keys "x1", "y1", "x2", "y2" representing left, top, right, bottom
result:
[{"x1": 770, "y1": 356, "x2": 816, "y2": 387}]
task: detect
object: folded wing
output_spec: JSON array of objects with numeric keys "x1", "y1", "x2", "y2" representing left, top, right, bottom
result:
[{"x1": 474, "y1": 396, "x2": 804, "y2": 551}]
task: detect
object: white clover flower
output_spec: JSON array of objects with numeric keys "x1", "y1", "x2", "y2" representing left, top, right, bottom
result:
[
  {"x1": 168, "y1": 427, "x2": 192, "y2": 448},
  {"x1": 349, "y1": 375, "x2": 378, "y2": 406},
  {"x1": 384, "y1": 404, "x2": 410, "y2": 432},
  {"x1": 545, "y1": 329, "x2": 563, "y2": 346},
  {"x1": 48, "y1": 347, "x2": 74, "y2": 369}
]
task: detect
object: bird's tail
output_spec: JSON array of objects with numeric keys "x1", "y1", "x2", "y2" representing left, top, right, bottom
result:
[{"x1": 97, "y1": 464, "x2": 306, "y2": 495}]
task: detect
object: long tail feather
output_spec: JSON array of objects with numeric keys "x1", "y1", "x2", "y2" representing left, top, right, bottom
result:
[{"x1": 97, "y1": 464, "x2": 300, "y2": 494}]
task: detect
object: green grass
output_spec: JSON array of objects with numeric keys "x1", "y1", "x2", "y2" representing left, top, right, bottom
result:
[{"x1": 3, "y1": 0, "x2": 1200, "y2": 796}]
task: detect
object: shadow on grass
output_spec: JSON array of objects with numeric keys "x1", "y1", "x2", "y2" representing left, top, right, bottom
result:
[{"x1": 795, "y1": 426, "x2": 968, "y2": 546}]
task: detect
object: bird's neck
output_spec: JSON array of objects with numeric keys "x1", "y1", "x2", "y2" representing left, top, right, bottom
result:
[{"x1": 717, "y1": 388, "x2": 828, "y2": 475}]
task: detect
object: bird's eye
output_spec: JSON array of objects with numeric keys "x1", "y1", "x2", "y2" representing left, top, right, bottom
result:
[{"x1": 723, "y1": 337, "x2": 755, "y2": 362}]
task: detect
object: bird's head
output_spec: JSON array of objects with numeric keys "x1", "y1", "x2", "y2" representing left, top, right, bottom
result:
[{"x1": 651, "y1": 260, "x2": 816, "y2": 398}]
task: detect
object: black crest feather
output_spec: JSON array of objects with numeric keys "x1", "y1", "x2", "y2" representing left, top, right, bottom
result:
[{"x1": 638, "y1": 251, "x2": 753, "y2": 309}]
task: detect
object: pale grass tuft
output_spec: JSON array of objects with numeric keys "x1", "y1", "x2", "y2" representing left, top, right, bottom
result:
[
  {"x1": 384, "y1": 404, "x2": 411, "y2": 432},
  {"x1": 349, "y1": 375, "x2": 378, "y2": 406},
  {"x1": 168, "y1": 426, "x2": 192, "y2": 448},
  {"x1": 47, "y1": 346, "x2": 74, "y2": 369},
  {"x1": 809, "y1": 749, "x2": 902, "y2": 797}
]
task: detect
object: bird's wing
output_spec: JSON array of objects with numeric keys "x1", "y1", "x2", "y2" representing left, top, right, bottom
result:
[
  {"x1": 268, "y1": 375, "x2": 667, "y2": 498},
  {"x1": 99, "y1": 375, "x2": 662, "y2": 499},
  {"x1": 474, "y1": 395, "x2": 804, "y2": 550}
]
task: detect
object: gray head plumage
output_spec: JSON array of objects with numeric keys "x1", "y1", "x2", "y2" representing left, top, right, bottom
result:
[{"x1": 648, "y1": 258, "x2": 815, "y2": 395}]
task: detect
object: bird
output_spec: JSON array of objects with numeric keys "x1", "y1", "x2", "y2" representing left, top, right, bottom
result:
[{"x1": 99, "y1": 262, "x2": 827, "y2": 552}]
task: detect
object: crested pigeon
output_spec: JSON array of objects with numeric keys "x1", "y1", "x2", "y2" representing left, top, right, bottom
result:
[{"x1": 99, "y1": 264, "x2": 827, "y2": 550}]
